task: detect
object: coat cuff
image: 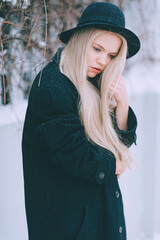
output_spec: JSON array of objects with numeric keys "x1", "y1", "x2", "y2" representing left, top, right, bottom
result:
[{"x1": 113, "y1": 106, "x2": 137, "y2": 147}]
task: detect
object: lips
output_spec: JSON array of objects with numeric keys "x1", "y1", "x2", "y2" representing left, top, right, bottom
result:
[{"x1": 91, "y1": 67, "x2": 102, "y2": 73}]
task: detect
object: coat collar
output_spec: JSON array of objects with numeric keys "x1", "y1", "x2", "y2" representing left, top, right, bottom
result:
[{"x1": 52, "y1": 47, "x2": 64, "y2": 66}]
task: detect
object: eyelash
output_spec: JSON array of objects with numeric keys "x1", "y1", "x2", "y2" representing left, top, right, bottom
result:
[
  {"x1": 93, "y1": 46, "x2": 117, "y2": 59},
  {"x1": 110, "y1": 55, "x2": 116, "y2": 59},
  {"x1": 93, "y1": 46, "x2": 101, "y2": 52}
]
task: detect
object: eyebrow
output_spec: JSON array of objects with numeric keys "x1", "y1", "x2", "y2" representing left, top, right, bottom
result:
[{"x1": 93, "y1": 42, "x2": 118, "y2": 55}]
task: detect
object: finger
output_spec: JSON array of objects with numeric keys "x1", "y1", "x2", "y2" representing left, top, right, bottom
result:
[
  {"x1": 109, "y1": 87, "x2": 120, "y2": 95},
  {"x1": 110, "y1": 80, "x2": 121, "y2": 88},
  {"x1": 117, "y1": 174, "x2": 120, "y2": 179},
  {"x1": 112, "y1": 80, "x2": 123, "y2": 89},
  {"x1": 110, "y1": 82, "x2": 125, "y2": 92},
  {"x1": 113, "y1": 78, "x2": 120, "y2": 85},
  {"x1": 114, "y1": 76, "x2": 125, "y2": 84},
  {"x1": 113, "y1": 78, "x2": 124, "y2": 86},
  {"x1": 111, "y1": 82, "x2": 120, "y2": 88},
  {"x1": 109, "y1": 86, "x2": 117, "y2": 94}
]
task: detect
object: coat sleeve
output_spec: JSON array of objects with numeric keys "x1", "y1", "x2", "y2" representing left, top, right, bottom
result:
[
  {"x1": 31, "y1": 84, "x2": 116, "y2": 185},
  {"x1": 112, "y1": 106, "x2": 137, "y2": 147}
]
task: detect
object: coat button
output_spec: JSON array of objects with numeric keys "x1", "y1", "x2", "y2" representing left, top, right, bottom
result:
[
  {"x1": 119, "y1": 226, "x2": 123, "y2": 233},
  {"x1": 98, "y1": 172, "x2": 105, "y2": 180},
  {"x1": 115, "y1": 191, "x2": 120, "y2": 198}
]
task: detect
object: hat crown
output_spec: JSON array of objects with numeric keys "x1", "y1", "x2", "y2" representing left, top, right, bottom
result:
[
  {"x1": 78, "y1": 2, "x2": 125, "y2": 28},
  {"x1": 58, "y1": 2, "x2": 140, "y2": 58}
]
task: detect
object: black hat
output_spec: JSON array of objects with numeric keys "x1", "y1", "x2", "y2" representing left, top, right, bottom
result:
[{"x1": 58, "y1": 2, "x2": 140, "y2": 58}]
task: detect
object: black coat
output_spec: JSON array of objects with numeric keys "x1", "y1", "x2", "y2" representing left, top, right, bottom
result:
[{"x1": 22, "y1": 49, "x2": 137, "y2": 240}]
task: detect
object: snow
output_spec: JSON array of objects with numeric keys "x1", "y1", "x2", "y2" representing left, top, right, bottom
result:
[
  {"x1": 39, "y1": 41, "x2": 47, "y2": 47},
  {"x1": 126, "y1": 61, "x2": 160, "y2": 96},
  {"x1": 2, "y1": 0, "x2": 30, "y2": 7},
  {"x1": 0, "y1": 100, "x2": 27, "y2": 126},
  {"x1": 0, "y1": 17, "x2": 4, "y2": 28},
  {"x1": 10, "y1": 28, "x2": 20, "y2": 36},
  {"x1": 3, "y1": 0, "x2": 17, "y2": 5},
  {"x1": 23, "y1": 0, "x2": 31, "y2": 7},
  {"x1": 135, "y1": 233, "x2": 160, "y2": 240},
  {"x1": 0, "y1": 17, "x2": 4, "y2": 22},
  {"x1": 0, "y1": 49, "x2": 7, "y2": 56}
]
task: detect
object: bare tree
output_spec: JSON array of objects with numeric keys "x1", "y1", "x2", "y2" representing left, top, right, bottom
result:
[{"x1": 0, "y1": 0, "x2": 126, "y2": 104}]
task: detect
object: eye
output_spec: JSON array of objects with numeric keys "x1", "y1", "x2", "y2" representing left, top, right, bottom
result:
[
  {"x1": 93, "y1": 46, "x2": 101, "y2": 52},
  {"x1": 110, "y1": 55, "x2": 117, "y2": 59}
]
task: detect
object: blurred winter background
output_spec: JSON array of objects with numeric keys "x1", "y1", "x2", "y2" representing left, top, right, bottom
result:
[{"x1": 0, "y1": 0, "x2": 160, "y2": 239}]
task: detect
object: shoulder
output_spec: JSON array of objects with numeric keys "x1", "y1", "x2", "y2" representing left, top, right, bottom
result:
[
  {"x1": 31, "y1": 61, "x2": 78, "y2": 97},
  {"x1": 28, "y1": 61, "x2": 79, "y2": 118}
]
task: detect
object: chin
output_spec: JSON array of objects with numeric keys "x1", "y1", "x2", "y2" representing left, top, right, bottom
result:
[{"x1": 87, "y1": 72, "x2": 97, "y2": 78}]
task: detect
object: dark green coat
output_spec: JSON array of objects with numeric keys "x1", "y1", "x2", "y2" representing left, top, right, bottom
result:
[{"x1": 22, "y1": 49, "x2": 137, "y2": 240}]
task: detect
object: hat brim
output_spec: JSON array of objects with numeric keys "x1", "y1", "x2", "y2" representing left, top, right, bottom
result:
[{"x1": 58, "y1": 23, "x2": 140, "y2": 58}]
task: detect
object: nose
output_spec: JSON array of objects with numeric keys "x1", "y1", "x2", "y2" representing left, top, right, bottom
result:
[{"x1": 97, "y1": 54, "x2": 109, "y2": 67}]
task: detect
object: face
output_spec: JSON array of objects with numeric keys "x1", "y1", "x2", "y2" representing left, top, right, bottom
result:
[{"x1": 87, "y1": 31, "x2": 122, "y2": 78}]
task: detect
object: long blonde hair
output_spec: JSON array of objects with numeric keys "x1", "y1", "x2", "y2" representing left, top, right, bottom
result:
[{"x1": 60, "y1": 27, "x2": 133, "y2": 167}]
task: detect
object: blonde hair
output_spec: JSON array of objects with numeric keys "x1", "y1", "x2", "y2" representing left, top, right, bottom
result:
[{"x1": 60, "y1": 27, "x2": 133, "y2": 167}]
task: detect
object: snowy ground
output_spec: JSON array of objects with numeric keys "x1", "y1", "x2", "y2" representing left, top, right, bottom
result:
[{"x1": 0, "y1": 100, "x2": 27, "y2": 126}]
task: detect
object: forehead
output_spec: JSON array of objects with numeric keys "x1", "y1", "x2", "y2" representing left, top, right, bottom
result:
[{"x1": 92, "y1": 31, "x2": 122, "y2": 52}]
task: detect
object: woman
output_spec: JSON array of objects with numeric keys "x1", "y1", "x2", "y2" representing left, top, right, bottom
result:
[{"x1": 22, "y1": 2, "x2": 140, "y2": 240}]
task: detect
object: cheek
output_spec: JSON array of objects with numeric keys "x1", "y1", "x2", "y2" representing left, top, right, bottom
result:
[
  {"x1": 105, "y1": 56, "x2": 112, "y2": 66},
  {"x1": 87, "y1": 52, "x2": 96, "y2": 66}
]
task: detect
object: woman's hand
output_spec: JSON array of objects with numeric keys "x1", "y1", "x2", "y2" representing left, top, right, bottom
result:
[
  {"x1": 109, "y1": 75, "x2": 129, "y2": 106},
  {"x1": 116, "y1": 160, "x2": 127, "y2": 179},
  {"x1": 110, "y1": 75, "x2": 129, "y2": 131}
]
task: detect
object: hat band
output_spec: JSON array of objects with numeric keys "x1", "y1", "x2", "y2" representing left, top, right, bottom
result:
[{"x1": 77, "y1": 17, "x2": 125, "y2": 29}]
